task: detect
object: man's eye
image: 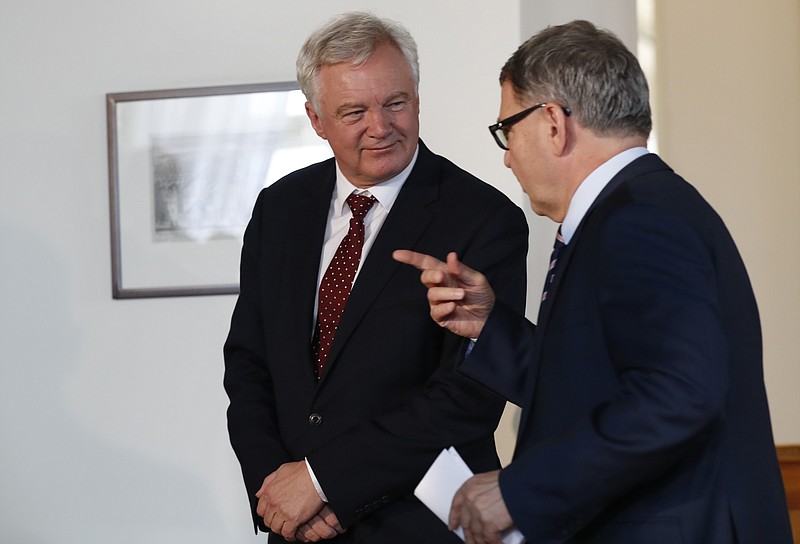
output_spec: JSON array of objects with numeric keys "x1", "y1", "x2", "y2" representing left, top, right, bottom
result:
[
  {"x1": 342, "y1": 110, "x2": 365, "y2": 122},
  {"x1": 387, "y1": 101, "x2": 406, "y2": 111}
]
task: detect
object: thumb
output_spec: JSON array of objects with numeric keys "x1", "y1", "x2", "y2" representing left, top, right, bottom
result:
[
  {"x1": 448, "y1": 489, "x2": 464, "y2": 530},
  {"x1": 446, "y1": 252, "x2": 463, "y2": 277},
  {"x1": 446, "y1": 252, "x2": 484, "y2": 288},
  {"x1": 256, "y1": 472, "x2": 274, "y2": 498}
]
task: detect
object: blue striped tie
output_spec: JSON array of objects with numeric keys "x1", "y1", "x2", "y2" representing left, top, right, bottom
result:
[{"x1": 541, "y1": 227, "x2": 565, "y2": 303}]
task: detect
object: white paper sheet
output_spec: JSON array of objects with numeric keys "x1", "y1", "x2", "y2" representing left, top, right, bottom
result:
[{"x1": 414, "y1": 447, "x2": 525, "y2": 544}]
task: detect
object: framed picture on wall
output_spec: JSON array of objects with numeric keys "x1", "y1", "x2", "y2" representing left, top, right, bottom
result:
[{"x1": 106, "y1": 82, "x2": 332, "y2": 299}]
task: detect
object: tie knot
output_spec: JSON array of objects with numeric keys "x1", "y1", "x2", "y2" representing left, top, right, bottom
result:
[{"x1": 346, "y1": 193, "x2": 377, "y2": 220}]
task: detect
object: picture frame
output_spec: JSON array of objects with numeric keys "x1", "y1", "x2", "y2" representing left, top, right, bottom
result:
[{"x1": 106, "y1": 82, "x2": 331, "y2": 299}]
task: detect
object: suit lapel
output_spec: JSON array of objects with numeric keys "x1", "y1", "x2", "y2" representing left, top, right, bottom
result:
[
  {"x1": 279, "y1": 163, "x2": 336, "y2": 384},
  {"x1": 317, "y1": 143, "x2": 438, "y2": 385},
  {"x1": 533, "y1": 241, "x2": 576, "y2": 332}
]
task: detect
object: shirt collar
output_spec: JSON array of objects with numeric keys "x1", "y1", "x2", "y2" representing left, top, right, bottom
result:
[
  {"x1": 332, "y1": 144, "x2": 419, "y2": 215},
  {"x1": 561, "y1": 146, "x2": 649, "y2": 244}
]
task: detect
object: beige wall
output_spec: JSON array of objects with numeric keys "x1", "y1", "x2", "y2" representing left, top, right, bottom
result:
[
  {"x1": 494, "y1": 1, "x2": 800, "y2": 465},
  {"x1": 655, "y1": 1, "x2": 800, "y2": 443}
]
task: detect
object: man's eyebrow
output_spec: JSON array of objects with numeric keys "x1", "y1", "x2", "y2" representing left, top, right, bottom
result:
[
  {"x1": 335, "y1": 102, "x2": 366, "y2": 116},
  {"x1": 334, "y1": 92, "x2": 413, "y2": 116},
  {"x1": 384, "y1": 91, "x2": 412, "y2": 103}
]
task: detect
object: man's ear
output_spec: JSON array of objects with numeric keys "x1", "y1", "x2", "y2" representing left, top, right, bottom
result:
[
  {"x1": 306, "y1": 102, "x2": 327, "y2": 140},
  {"x1": 545, "y1": 104, "x2": 570, "y2": 157}
]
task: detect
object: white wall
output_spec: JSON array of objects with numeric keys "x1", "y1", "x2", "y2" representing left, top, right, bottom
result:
[{"x1": 0, "y1": 2, "x2": 521, "y2": 543}]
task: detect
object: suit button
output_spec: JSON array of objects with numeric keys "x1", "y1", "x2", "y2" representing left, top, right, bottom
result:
[{"x1": 308, "y1": 413, "x2": 323, "y2": 426}]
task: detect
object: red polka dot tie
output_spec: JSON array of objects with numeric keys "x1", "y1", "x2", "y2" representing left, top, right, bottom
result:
[{"x1": 312, "y1": 193, "x2": 377, "y2": 378}]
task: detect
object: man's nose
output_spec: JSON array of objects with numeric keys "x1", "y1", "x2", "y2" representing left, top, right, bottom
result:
[{"x1": 366, "y1": 108, "x2": 391, "y2": 137}]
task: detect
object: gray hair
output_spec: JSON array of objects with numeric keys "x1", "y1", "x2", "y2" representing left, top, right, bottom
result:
[
  {"x1": 296, "y1": 12, "x2": 420, "y2": 110},
  {"x1": 500, "y1": 20, "x2": 652, "y2": 138}
]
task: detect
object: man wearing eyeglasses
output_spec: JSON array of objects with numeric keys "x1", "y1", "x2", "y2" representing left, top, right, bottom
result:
[
  {"x1": 395, "y1": 19, "x2": 792, "y2": 544},
  {"x1": 224, "y1": 11, "x2": 528, "y2": 544}
]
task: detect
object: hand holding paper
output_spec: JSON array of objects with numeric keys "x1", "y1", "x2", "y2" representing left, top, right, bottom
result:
[{"x1": 415, "y1": 448, "x2": 524, "y2": 544}]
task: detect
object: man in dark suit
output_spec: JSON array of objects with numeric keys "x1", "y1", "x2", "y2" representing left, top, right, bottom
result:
[
  {"x1": 223, "y1": 12, "x2": 528, "y2": 543},
  {"x1": 395, "y1": 20, "x2": 793, "y2": 544}
]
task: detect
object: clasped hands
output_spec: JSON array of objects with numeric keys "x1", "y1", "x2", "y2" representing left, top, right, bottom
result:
[{"x1": 256, "y1": 461, "x2": 345, "y2": 542}]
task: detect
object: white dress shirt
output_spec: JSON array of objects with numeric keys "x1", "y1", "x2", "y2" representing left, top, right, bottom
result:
[{"x1": 560, "y1": 146, "x2": 650, "y2": 244}]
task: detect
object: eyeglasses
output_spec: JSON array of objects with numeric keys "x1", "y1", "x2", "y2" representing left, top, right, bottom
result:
[{"x1": 488, "y1": 103, "x2": 572, "y2": 150}]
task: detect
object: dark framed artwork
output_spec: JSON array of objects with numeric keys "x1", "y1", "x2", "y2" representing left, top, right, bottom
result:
[{"x1": 106, "y1": 82, "x2": 331, "y2": 299}]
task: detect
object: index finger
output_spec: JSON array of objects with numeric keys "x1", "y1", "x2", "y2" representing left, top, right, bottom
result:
[
  {"x1": 301, "y1": 515, "x2": 337, "y2": 540},
  {"x1": 392, "y1": 249, "x2": 447, "y2": 271},
  {"x1": 320, "y1": 506, "x2": 345, "y2": 534}
]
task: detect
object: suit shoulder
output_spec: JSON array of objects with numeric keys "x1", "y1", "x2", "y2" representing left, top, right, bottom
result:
[
  {"x1": 627, "y1": 168, "x2": 726, "y2": 229},
  {"x1": 427, "y1": 149, "x2": 520, "y2": 209},
  {"x1": 598, "y1": 156, "x2": 719, "y2": 224},
  {"x1": 594, "y1": 161, "x2": 738, "y2": 256}
]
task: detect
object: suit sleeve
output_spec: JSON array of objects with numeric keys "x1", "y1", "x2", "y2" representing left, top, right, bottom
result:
[
  {"x1": 223, "y1": 191, "x2": 291, "y2": 531},
  {"x1": 493, "y1": 205, "x2": 729, "y2": 541},
  {"x1": 458, "y1": 299, "x2": 537, "y2": 407},
  {"x1": 307, "y1": 199, "x2": 529, "y2": 526}
]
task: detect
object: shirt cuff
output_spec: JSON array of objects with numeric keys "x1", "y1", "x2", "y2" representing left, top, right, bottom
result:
[{"x1": 305, "y1": 458, "x2": 329, "y2": 503}]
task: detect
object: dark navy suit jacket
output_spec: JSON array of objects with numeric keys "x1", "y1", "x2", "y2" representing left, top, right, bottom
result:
[
  {"x1": 224, "y1": 141, "x2": 528, "y2": 543},
  {"x1": 463, "y1": 153, "x2": 792, "y2": 543}
]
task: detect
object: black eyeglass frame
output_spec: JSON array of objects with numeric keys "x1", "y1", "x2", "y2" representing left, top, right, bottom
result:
[{"x1": 488, "y1": 103, "x2": 572, "y2": 150}]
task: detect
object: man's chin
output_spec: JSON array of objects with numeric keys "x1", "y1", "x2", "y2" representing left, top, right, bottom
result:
[
  {"x1": 527, "y1": 199, "x2": 549, "y2": 219},
  {"x1": 358, "y1": 159, "x2": 412, "y2": 184}
]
